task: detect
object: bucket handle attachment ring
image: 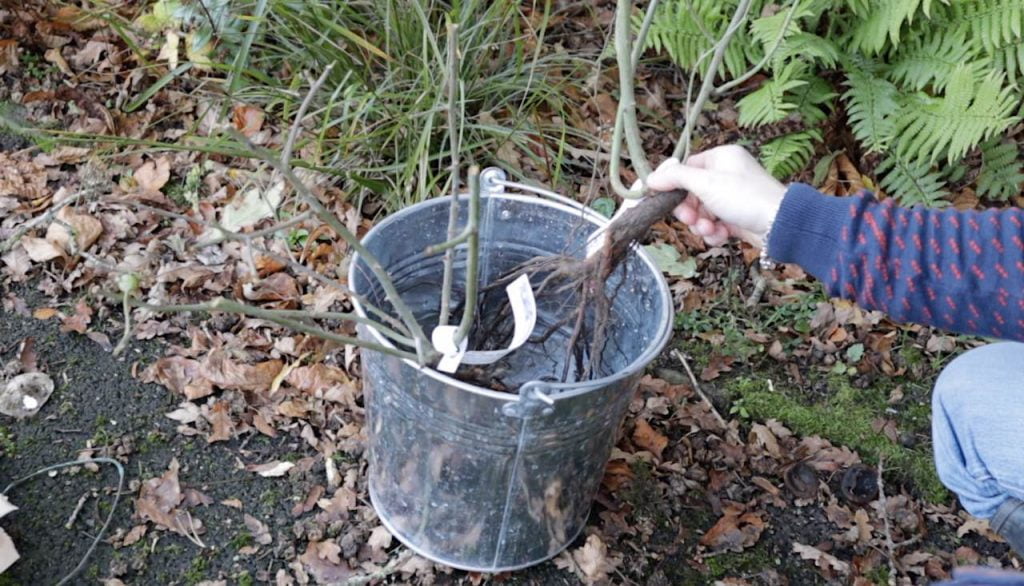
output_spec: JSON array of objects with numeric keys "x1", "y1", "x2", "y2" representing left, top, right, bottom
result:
[{"x1": 501, "y1": 382, "x2": 555, "y2": 418}]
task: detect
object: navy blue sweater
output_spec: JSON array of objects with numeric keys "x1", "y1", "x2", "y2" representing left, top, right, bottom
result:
[{"x1": 768, "y1": 184, "x2": 1024, "y2": 340}]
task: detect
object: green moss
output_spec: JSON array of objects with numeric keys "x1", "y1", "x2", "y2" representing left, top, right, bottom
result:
[
  {"x1": 729, "y1": 377, "x2": 947, "y2": 502},
  {"x1": 236, "y1": 571, "x2": 255, "y2": 586},
  {"x1": 184, "y1": 555, "x2": 209, "y2": 585},
  {"x1": 0, "y1": 427, "x2": 15, "y2": 457},
  {"x1": 230, "y1": 532, "x2": 254, "y2": 550},
  {"x1": 705, "y1": 542, "x2": 775, "y2": 579}
]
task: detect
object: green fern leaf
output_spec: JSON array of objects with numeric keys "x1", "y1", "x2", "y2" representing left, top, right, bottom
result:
[
  {"x1": 847, "y1": 0, "x2": 933, "y2": 54},
  {"x1": 895, "y1": 65, "x2": 1020, "y2": 164},
  {"x1": 737, "y1": 63, "x2": 810, "y2": 127},
  {"x1": 977, "y1": 138, "x2": 1024, "y2": 200},
  {"x1": 953, "y1": 0, "x2": 1024, "y2": 53},
  {"x1": 760, "y1": 129, "x2": 823, "y2": 179},
  {"x1": 887, "y1": 29, "x2": 980, "y2": 91},
  {"x1": 876, "y1": 156, "x2": 950, "y2": 206},
  {"x1": 791, "y1": 76, "x2": 837, "y2": 124},
  {"x1": 843, "y1": 68, "x2": 900, "y2": 153},
  {"x1": 643, "y1": 0, "x2": 757, "y2": 78},
  {"x1": 775, "y1": 32, "x2": 841, "y2": 68},
  {"x1": 989, "y1": 35, "x2": 1024, "y2": 84}
]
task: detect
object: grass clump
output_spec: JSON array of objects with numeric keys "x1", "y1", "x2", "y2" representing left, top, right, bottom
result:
[
  {"x1": 729, "y1": 377, "x2": 947, "y2": 503},
  {"x1": 214, "y1": 0, "x2": 593, "y2": 210}
]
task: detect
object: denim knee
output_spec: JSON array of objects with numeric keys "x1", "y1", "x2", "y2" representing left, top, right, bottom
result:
[
  {"x1": 932, "y1": 342, "x2": 1024, "y2": 419},
  {"x1": 932, "y1": 342, "x2": 1024, "y2": 518}
]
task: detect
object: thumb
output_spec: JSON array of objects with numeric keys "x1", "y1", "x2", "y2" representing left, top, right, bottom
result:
[{"x1": 646, "y1": 159, "x2": 718, "y2": 200}]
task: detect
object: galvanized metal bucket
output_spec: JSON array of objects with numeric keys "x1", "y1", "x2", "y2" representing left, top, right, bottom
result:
[{"x1": 349, "y1": 169, "x2": 673, "y2": 572}]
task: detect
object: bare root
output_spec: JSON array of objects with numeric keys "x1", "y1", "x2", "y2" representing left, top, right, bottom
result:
[{"x1": 483, "y1": 190, "x2": 687, "y2": 384}]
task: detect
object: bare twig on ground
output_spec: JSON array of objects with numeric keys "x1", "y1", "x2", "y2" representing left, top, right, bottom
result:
[
  {"x1": 342, "y1": 549, "x2": 414, "y2": 585},
  {"x1": 877, "y1": 457, "x2": 899, "y2": 586},
  {"x1": 673, "y1": 349, "x2": 742, "y2": 444},
  {"x1": 745, "y1": 264, "x2": 768, "y2": 307}
]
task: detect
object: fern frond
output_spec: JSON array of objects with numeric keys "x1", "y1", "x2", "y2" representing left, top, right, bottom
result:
[
  {"x1": 791, "y1": 76, "x2": 837, "y2": 124},
  {"x1": 876, "y1": 156, "x2": 950, "y2": 206},
  {"x1": 736, "y1": 63, "x2": 809, "y2": 127},
  {"x1": 886, "y1": 29, "x2": 980, "y2": 91},
  {"x1": 750, "y1": 3, "x2": 809, "y2": 49},
  {"x1": 760, "y1": 129, "x2": 822, "y2": 179},
  {"x1": 643, "y1": 0, "x2": 757, "y2": 78},
  {"x1": 843, "y1": 68, "x2": 900, "y2": 153},
  {"x1": 989, "y1": 35, "x2": 1024, "y2": 84},
  {"x1": 952, "y1": 0, "x2": 1024, "y2": 53},
  {"x1": 775, "y1": 32, "x2": 841, "y2": 69},
  {"x1": 977, "y1": 138, "x2": 1024, "y2": 200},
  {"x1": 847, "y1": 0, "x2": 933, "y2": 54},
  {"x1": 895, "y1": 65, "x2": 1020, "y2": 164}
]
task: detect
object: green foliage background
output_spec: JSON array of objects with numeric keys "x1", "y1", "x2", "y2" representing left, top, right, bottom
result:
[{"x1": 644, "y1": 0, "x2": 1024, "y2": 206}]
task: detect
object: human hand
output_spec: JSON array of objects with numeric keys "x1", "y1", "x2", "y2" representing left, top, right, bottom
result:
[{"x1": 646, "y1": 145, "x2": 786, "y2": 248}]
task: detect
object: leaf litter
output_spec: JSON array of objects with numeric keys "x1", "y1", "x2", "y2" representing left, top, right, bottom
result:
[{"x1": 0, "y1": 1, "x2": 1017, "y2": 584}]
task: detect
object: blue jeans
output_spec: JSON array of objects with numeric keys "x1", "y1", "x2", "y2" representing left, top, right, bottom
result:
[{"x1": 932, "y1": 342, "x2": 1024, "y2": 519}]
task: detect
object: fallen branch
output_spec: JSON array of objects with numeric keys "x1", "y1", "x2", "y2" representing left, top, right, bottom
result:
[{"x1": 673, "y1": 349, "x2": 742, "y2": 444}]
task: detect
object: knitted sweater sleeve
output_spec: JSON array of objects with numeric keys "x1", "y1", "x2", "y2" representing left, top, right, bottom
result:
[{"x1": 767, "y1": 183, "x2": 1024, "y2": 341}]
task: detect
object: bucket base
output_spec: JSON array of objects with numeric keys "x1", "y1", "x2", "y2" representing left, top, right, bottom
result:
[{"x1": 368, "y1": 480, "x2": 587, "y2": 573}]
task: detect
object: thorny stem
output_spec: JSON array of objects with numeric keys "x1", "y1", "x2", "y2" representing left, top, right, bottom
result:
[
  {"x1": 439, "y1": 21, "x2": 461, "y2": 327},
  {"x1": 714, "y1": 0, "x2": 801, "y2": 96},
  {"x1": 453, "y1": 166, "x2": 481, "y2": 346},
  {"x1": 674, "y1": 0, "x2": 753, "y2": 161},
  {"x1": 136, "y1": 298, "x2": 424, "y2": 362}
]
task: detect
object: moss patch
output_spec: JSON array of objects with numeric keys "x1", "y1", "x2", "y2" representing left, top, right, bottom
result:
[{"x1": 728, "y1": 377, "x2": 947, "y2": 502}]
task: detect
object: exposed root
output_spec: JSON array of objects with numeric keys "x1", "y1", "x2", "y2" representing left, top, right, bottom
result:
[{"x1": 480, "y1": 190, "x2": 687, "y2": 385}]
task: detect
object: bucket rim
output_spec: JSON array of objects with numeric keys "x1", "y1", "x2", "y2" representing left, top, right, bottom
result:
[{"x1": 348, "y1": 191, "x2": 673, "y2": 402}]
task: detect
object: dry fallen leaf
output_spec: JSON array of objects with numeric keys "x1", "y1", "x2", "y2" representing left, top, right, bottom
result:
[
  {"x1": 142, "y1": 357, "x2": 214, "y2": 400},
  {"x1": 749, "y1": 423, "x2": 781, "y2": 459},
  {"x1": 244, "y1": 514, "x2": 273, "y2": 545},
  {"x1": 700, "y1": 508, "x2": 766, "y2": 553},
  {"x1": 205, "y1": 400, "x2": 234, "y2": 443},
  {"x1": 367, "y1": 525, "x2": 393, "y2": 554},
  {"x1": 135, "y1": 458, "x2": 206, "y2": 539},
  {"x1": 46, "y1": 207, "x2": 103, "y2": 254},
  {"x1": 32, "y1": 307, "x2": 58, "y2": 320},
  {"x1": 299, "y1": 540, "x2": 352, "y2": 584},
  {"x1": 572, "y1": 534, "x2": 617, "y2": 584},
  {"x1": 632, "y1": 418, "x2": 668, "y2": 460},
  {"x1": 134, "y1": 157, "x2": 171, "y2": 193},
  {"x1": 59, "y1": 299, "x2": 93, "y2": 334},
  {"x1": 122, "y1": 524, "x2": 148, "y2": 547},
  {"x1": 233, "y1": 104, "x2": 265, "y2": 138},
  {"x1": 247, "y1": 461, "x2": 294, "y2": 477},
  {"x1": 20, "y1": 237, "x2": 64, "y2": 263},
  {"x1": 793, "y1": 542, "x2": 850, "y2": 576}
]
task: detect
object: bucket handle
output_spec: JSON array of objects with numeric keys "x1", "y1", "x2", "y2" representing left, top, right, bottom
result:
[
  {"x1": 480, "y1": 168, "x2": 596, "y2": 213},
  {"x1": 501, "y1": 381, "x2": 556, "y2": 419}
]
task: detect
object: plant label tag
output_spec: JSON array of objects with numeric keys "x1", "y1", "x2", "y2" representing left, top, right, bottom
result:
[
  {"x1": 431, "y1": 274, "x2": 537, "y2": 373},
  {"x1": 431, "y1": 325, "x2": 467, "y2": 374}
]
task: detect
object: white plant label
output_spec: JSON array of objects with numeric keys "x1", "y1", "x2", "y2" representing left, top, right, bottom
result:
[{"x1": 432, "y1": 274, "x2": 537, "y2": 373}]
